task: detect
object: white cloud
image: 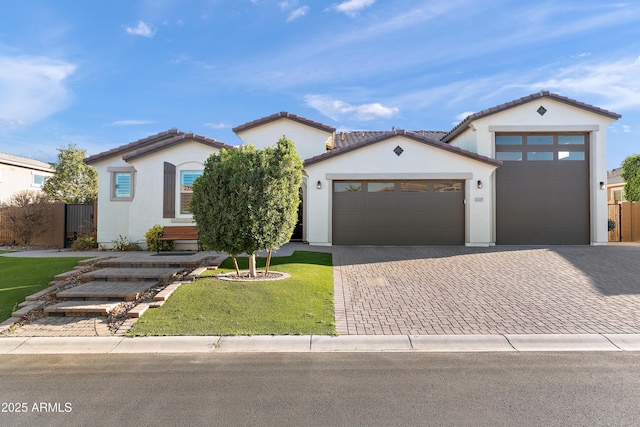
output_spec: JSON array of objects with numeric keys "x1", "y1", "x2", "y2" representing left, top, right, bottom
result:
[
  {"x1": 287, "y1": 6, "x2": 309, "y2": 22},
  {"x1": 111, "y1": 120, "x2": 155, "y2": 126},
  {"x1": 125, "y1": 21, "x2": 156, "y2": 38},
  {"x1": 330, "y1": 0, "x2": 375, "y2": 17},
  {"x1": 452, "y1": 111, "x2": 475, "y2": 125},
  {"x1": 279, "y1": 0, "x2": 297, "y2": 10},
  {"x1": 305, "y1": 94, "x2": 398, "y2": 121},
  {"x1": 0, "y1": 55, "x2": 76, "y2": 127},
  {"x1": 530, "y1": 55, "x2": 640, "y2": 111},
  {"x1": 204, "y1": 122, "x2": 230, "y2": 129}
]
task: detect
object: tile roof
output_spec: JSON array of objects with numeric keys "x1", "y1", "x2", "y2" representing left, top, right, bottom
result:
[
  {"x1": 122, "y1": 133, "x2": 234, "y2": 161},
  {"x1": 442, "y1": 91, "x2": 622, "y2": 143},
  {"x1": 304, "y1": 129, "x2": 502, "y2": 167},
  {"x1": 0, "y1": 152, "x2": 53, "y2": 172},
  {"x1": 332, "y1": 130, "x2": 446, "y2": 149},
  {"x1": 232, "y1": 111, "x2": 336, "y2": 134},
  {"x1": 84, "y1": 129, "x2": 232, "y2": 164}
]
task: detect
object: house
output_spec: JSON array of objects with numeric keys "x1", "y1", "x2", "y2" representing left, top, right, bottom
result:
[
  {"x1": 607, "y1": 168, "x2": 626, "y2": 203},
  {"x1": 84, "y1": 130, "x2": 234, "y2": 248},
  {"x1": 0, "y1": 152, "x2": 54, "y2": 205},
  {"x1": 86, "y1": 91, "x2": 620, "y2": 249}
]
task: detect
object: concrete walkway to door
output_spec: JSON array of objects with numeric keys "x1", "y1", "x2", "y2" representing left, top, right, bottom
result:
[{"x1": 332, "y1": 244, "x2": 640, "y2": 335}]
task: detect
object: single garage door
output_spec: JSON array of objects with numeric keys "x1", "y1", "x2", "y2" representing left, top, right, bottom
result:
[
  {"x1": 496, "y1": 133, "x2": 589, "y2": 245},
  {"x1": 332, "y1": 180, "x2": 464, "y2": 245}
]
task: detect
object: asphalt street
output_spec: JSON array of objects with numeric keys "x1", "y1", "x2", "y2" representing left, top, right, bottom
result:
[{"x1": 2, "y1": 352, "x2": 640, "y2": 426}]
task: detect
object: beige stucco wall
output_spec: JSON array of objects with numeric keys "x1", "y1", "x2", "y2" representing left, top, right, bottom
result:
[
  {"x1": 448, "y1": 98, "x2": 616, "y2": 245},
  {"x1": 0, "y1": 163, "x2": 53, "y2": 205},
  {"x1": 304, "y1": 136, "x2": 498, "y2": 246},
  {"x1": 235, "y1": 118, "x2": 332, "y2": 161}
]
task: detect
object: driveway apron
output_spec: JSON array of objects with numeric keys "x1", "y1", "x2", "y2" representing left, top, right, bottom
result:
[{"x1": 332, "y1": 245, "x2": 640, "y2": 335}]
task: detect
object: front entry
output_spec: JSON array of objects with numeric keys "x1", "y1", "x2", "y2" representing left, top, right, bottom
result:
[{"x1": 290, "y1": 188, "x2": 303, "y2": 241}]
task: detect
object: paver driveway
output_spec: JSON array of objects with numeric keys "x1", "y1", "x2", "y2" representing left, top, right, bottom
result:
[{"x1": 331, "y1": 245, "x2": 640, "y2": 335}]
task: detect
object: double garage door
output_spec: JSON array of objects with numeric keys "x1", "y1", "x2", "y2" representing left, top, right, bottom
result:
[
  {"x1": 495, "y1": 133, "x2": 589, "y2": 245},
  {"x1": 332, "y1": 180, "x2": 465, "y2": 245}
]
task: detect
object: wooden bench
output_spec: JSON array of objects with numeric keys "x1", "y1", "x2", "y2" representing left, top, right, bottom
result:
[{"x1": 157, "y1": 226, "x2": 201, "y2": 253}]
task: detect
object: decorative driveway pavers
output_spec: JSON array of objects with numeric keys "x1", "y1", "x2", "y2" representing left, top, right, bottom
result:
[{"x1": 332, "y1": 245, "x2": 640, "y2": 335}]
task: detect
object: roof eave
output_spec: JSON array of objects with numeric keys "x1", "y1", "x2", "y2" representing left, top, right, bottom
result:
[
  {"x1": 233, "y1": 111, "x2": 336, "y2": 134},
  {"x1": 304, "y1": 130, "x2": 502, "y2": 168},
  {"x1": 84, "y1": 129, "x2": 182, "y2": 165},
  {"x1": 122, "y1": 134, "x2": 233, "y2": 162},
  {"x1": 442, "y1": 91, "x2": 622, "y2": 143}
]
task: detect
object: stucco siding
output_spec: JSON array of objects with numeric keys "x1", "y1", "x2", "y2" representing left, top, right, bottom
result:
[
  {"x1": 236, "y1": 119, "x2": 332, "y2": 161},
  {"x1": 93, "y1": 140, "x2": 221, "y2": 248},
  {"x1": 448, "y1": 98, "x2": 615, "y2": 245},
  {"x1": 0, "y1": 164, "x2": 53, "y2": 204},
  {"x1": 304, "y1": 136, "x2": 498, "y2": 246},
  {"x1": 448, "y1": 127, "x2": 478, "y2": 154}
]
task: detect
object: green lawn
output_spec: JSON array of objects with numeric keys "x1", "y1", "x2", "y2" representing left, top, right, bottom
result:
[
  {"x1": 0, "y1": 256, "x2": 91, "y2": 322},
  {"x1": 128, "y1": 251, "x2": 335, "y2": 336}
]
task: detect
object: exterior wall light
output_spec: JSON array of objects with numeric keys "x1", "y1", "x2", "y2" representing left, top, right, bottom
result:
[
  {"x1": 477, "y1": 180, "x2": 483, "y2": 189},
  {"x1": 600, "y1": 181, "x2": 605, "y2": 190},
  {"x1": 317, "y1": 180, "x2": 322, "y2": 189}
]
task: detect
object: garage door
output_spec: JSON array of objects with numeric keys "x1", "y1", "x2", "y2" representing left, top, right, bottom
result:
[
  {"x1": 332, "y1": 180, "x2": 464, "y2": 245},
  {"x1": 495, "y1": 134, "x2": 589, "y2": 245}
]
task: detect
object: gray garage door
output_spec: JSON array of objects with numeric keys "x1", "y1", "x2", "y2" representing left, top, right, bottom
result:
[
  {"x1": 495, "y1": 134, "x2": 589, "y2": 245},
  {"x1": 332, "y1": 180, "x2": 465, "y2": 245}
]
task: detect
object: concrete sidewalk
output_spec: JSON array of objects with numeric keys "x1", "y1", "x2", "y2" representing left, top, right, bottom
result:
[{"x1": 2, "y1": 334, "x2": 640, "y2": 354}]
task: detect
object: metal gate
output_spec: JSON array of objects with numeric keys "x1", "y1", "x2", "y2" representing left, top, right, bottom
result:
[
  {"x1": 608, "y1": 204, "x2": 621, "y2": 242},
  {"x1": 65, "y1": 204, "x2": 95, "y2": 247}
]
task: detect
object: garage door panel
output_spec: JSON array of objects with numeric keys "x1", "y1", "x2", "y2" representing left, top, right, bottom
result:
[
  {"x1": 496, "y1": 133, "x2": 589, "y2": 245},
  {"x1": 333, "y1": 180, "x2": 464, "y2": 245}
]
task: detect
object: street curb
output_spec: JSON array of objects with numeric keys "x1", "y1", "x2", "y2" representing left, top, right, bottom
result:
[{"x1": 2, "y1": 334, "x2": 640, "y2": 354}]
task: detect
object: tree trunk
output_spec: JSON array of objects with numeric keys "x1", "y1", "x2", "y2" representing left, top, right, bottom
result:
[
  {"x1": 264, "y1": 250, "x2": 272, "y2": 277},
  {"x1": 232, "y1": 255, "x2": 240, "y2": 276},
  {"x1": 248, "y1": 253, "x2": 257, "y2": 277}
]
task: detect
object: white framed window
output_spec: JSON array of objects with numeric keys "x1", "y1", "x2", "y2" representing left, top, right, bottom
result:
[
  {"x1": 32, "y1": 173, "x2": 46, "y2": 187},
  {"x1": 108, "y1": 167, "x2": 135, "y2": 201},
  {"x1": 180, "y1": 170, "x2": 202, "y2": 214}
]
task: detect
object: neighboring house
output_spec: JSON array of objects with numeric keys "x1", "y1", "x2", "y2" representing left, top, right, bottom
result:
[
  {"x1": 86, "y1": 91, "x2": 620, "y2": 249},
  {"x1": 0, "y1": 152, "x2": 54, "y2": 205},
  {"x1": 607, "y1": 168, "x2": 626, "y2": 203}
]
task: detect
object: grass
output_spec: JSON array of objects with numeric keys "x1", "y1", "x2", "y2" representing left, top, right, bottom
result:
[
  {"x1": 0, "y1": 256, "x2": 91, "y2": 322},
  {"x1": 127, "y1": 250, "x2": 336, "y2": 336}
]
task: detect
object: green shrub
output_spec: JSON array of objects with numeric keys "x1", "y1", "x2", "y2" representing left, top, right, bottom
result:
[
  {"x1": 111, "y1": 235, "x2": 142, "y2": 251},
  {"x1": 71, "y1": 231, "x2": 98, "y2": 251},
  {"x1": 145, "y1": 224, "x2": 175, "y2": 252}
]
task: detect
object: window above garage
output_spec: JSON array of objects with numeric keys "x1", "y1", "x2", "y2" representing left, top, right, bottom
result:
[{"x1": 495, "y1": 133, "x2": 587, "y2": 162}]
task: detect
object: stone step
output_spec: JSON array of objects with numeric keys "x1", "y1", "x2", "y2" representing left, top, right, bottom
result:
[
  {"x1": 95, "y1": 257, "x2": 209, "y2": 270},
  {"x1": 24, "y1": 281, "x2": 67, "y2": 302},
  {"x1": 57, "y1": 281, "x2": 159, "y2": 301},
  {"x1": 153, "y1": 282, "x2": 185, "y2": 302},
  {"x1": 12, "y1": 302, "x2": 40, "y2": 318},
  {"x1": 80, "y1": 267, "x2": 183, "y2": 283},
  {"x1": 44, "y1": 301, "x2": 122, "y2": 317},
  {"x1": 127, "y1": 303, "x2": 150, "y2": 318}
]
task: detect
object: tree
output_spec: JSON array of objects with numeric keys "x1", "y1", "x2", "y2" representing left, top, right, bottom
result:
[
  {"x1": 4, "y1": 190, "x2": 53, "y2": 245},
  {"x1": 191, "y1": 137, "x2": 303, "y2": 277},
  {"x1": 42, "y1": 144, "x2": 98, "y2": 204},
  {"x1": 621, "y1": 154, "x2": 640, "y2": 202}
]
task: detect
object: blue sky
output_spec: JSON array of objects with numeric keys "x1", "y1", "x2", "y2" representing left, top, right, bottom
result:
[{"x1": 0, "y1": 0, "x2": 639, "y2": 169}]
